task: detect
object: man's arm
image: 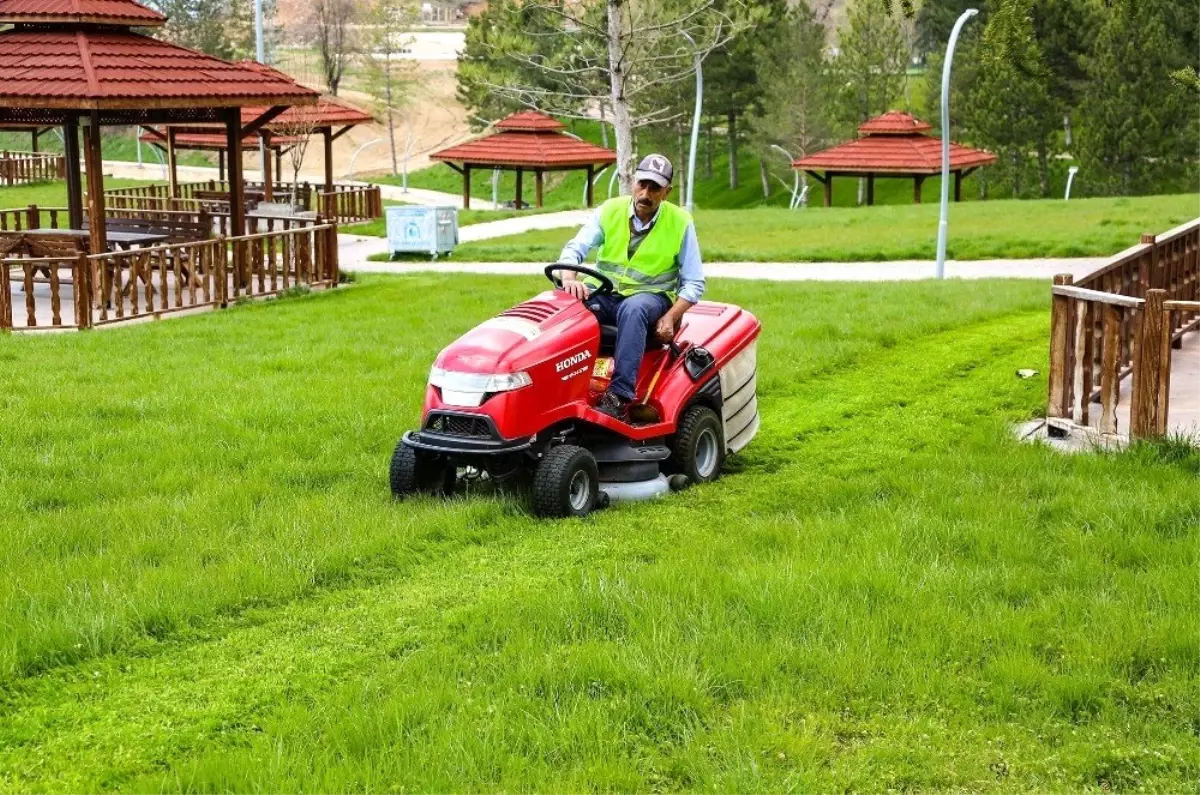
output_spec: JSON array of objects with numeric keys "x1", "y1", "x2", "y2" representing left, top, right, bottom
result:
[
  {"x1": 656, "y1": 222, "x2": 705, "y2": 341},
  {"x1": 556, "y1": 208, "x2": 605, "y2": 298}
]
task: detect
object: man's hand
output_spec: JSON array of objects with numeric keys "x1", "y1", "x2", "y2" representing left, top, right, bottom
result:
[
  {"x1": 655, "y1": 312, "x2": 680, "y2": 343},
  {"x1": 561, "y1": 275, "x2": 590, "y2": 300}
]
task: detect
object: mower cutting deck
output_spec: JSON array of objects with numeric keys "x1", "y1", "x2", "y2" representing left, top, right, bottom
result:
[{"x1": 390, "y1": 265, "x2": 761, "y2": 517}]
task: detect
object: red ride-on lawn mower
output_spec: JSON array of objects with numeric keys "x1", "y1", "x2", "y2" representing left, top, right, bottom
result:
[{"x1": 390, "y1": 264, "x2": 761, "y2": 518}]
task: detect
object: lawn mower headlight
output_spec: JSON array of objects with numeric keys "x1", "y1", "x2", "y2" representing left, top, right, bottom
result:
[{"x1": 429, "y1": 367, "x2": 532, "y2": 406}]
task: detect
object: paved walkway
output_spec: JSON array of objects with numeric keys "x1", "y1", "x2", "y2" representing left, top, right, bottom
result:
[{"x1": 340, "y1": 243, "x2": 1109, "y2": 283}]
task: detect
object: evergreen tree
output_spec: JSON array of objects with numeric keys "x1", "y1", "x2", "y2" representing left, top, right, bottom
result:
[
  {"x1": 748, "y1": 2, "x2": 835, "y2": 160},
  {"x1": 963, "y1": 0, "x2": 1058, "y2": 197},
  {"x1": 833, "y1": 0, "x2": 909, "y2": 131},
  {"x1": 1079, "y1": 0, "x2": 1195, "y2": 194},
  {"x1": 914, "y1": 0, "x2": 988, "y2": 60},
  {"x1": 700, "y1": 0, "x2": 788, "y2": 189}
]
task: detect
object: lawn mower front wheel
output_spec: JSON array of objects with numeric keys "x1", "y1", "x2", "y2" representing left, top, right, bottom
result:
[
  {"x1": 532, "y1": 444, "x2": 600, "y2": 518},
  {"x1": 390, "y1": 440, "x2": 457, "y2": 498}
]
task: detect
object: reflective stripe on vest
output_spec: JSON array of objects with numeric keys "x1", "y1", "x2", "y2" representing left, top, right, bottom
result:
[{"x1": 588, "y1": 196, "x2": 691, "y2": 300}]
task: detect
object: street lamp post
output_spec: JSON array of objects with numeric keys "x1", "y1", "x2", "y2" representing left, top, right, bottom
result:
[
  {"x1": 935, "y1": 8, "x2": 978, "y2": 280},
  {"x1": 678, "y1": 31, "x2": 702, "y2": 214},
  {"x1": 1065, "y1": 166, "x2": 1079, "y2": 200},
  {"x1": 769, "y1": 144, "x2": 803, "y2": 210}
]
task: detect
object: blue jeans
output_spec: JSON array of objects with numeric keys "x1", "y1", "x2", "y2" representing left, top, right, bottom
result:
[{"x1": 586, "y1": 291, "x2": 671, "y2": 400}]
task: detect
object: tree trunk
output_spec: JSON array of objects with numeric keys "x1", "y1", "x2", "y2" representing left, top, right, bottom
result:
[
  {"x1": 1036, "y1": 141, "x2": 1049, "y2": 197},
  {"x1": 857, "y1": 177, "x2": 865, "y2": 206},
  {"x1": 607, "y1": 0, "x2": 634, "y2": 194},
  {"x1": 727, "y1": 112, "x2": 739, "y2": 190},
  {"x1": 1011, "y1": 149, "x2": 1021, "y2": 198},
  {"x1": 759, "y1": 157, "x2": 770, "y2": 198},
  {"x1": 386, "y1": 56, "x2": 398, "y2": 176},
  {"x1": 599, "y1": 103, "x2": 609, "y2": 149}
]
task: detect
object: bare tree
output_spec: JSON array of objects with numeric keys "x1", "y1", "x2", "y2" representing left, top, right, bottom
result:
[
  {"x1": 470, "y1": 0, "x2": 747, "y2": 192},
  {"x1": 274, "y1": 115, "x2": 319, "y2": 206},
  {"x1": 366, "y1": 0, "x2": 419, "y2": 175},
  {"x1": 313, "y1": 0, "x2": 357, "y2": 95}
]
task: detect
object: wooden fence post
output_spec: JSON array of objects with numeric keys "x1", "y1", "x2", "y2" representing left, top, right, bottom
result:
[
  {"x1": 74, "y1": 252, "x2": 92, "y2": 329},
  {"x1": 0, "y1": 260, "x2": 11, "y2": 330},
  {"x1": 25, "y1": 203, "x2": 37, "y2": 230},
  {"x1": 1130, "y1": 290, "x2": 1168, "y2": 437},
  {"x1": 328, "y1": 223, "x2": 340, "y2": 284},
  {"x1": 1048, "y1": 274, "x2": 1075, "y2": 434},
  {"x1": 1140, "y1": 233, "x2": 1157, "y2": 292}
]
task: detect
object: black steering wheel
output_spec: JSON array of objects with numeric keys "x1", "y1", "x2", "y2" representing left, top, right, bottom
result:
[{"x1": 544, "y1": 264, "x2": 614, "y2": 297}]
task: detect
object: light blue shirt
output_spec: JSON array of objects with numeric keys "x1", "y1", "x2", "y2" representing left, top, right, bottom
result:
[{"x1": 556, "y1": 199, "x2": 706, "y2": 304}]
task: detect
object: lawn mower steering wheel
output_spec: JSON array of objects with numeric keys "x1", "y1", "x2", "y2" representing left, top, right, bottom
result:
[{"x1": 545, "y1": 264, "x2": 614, "y2": 297}]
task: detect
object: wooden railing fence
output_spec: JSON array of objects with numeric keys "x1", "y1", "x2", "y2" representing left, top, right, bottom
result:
[
  {"x1": 106, "y1": 180, "x2": 382, "y2": 222},
  {"x1": 1, "y1": 223, "x2": 340, "y2": 331},
  {"x1": 0, "y1": 151, "x2": 65, "y2": 186},
  {"x1": 1047, "y1": 219, "x2": 1199, "y2": 439},
  {"x1": 319, "y1": 185, "x2": 383, "y2": 224}
]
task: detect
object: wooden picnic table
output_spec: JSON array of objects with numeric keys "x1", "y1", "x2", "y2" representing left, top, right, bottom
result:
[{"x1": 25, "y1": 227, "x2": 169, "y2": 250}]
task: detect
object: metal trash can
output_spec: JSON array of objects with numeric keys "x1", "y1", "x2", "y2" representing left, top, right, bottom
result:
[{"x1": 385, "y1": 205, "x2": 458, "y2": 259}]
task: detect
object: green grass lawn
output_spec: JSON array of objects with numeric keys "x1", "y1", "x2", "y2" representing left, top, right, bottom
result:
[
  {"x1": 342, "y1": 202, "x2": 561, "y2": 236},
  {"x1": 445, "y1": 194, "x2": 1199, "y2": 263},
  {"x1": 0, "y1": 130, "x2": 213, "y2": 168},
  {"x1": 0, "y1": 178, "x2": 163, "y2": 209},
  {"x1": 0, "y1": 275, "x2": 1195, "y2": 791}
]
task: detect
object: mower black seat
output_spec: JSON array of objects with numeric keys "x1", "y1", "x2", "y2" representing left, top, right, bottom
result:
[{"x1": 598, "y1": 324, "x2": 664, "y2": 357}]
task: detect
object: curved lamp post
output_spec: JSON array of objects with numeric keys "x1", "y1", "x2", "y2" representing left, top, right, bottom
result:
[
  {"x1": 678, "y1": 30, "x2": 703, "y2": 213},
  {"x1": 349, "y1": 138, "x2": 383, "y2": 180},
  {"x1": 1065, "y1": 166, "x2": 1079, "y2": 200},
  {"x1": 935, "y1": 8, "x2": 979, "y2": 280},
  {"x1": 769, "y1": 144, "x2": 803, "y2": 210}
]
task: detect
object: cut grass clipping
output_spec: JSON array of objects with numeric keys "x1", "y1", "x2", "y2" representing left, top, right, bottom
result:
[
  {"x1": 0, "y1": 275, "x2": 1195, "y2": 792},
  {"x1": 439, "y1": 193, "x2": 1199, "y2": 263}
]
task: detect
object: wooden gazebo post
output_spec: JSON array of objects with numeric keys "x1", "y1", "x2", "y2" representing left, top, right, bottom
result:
[
  {"x1": 322, "y1": 126, "x2": 334, "y2": 193},
  {"x1": 63, "y1": 115, "x2": 83, "y2": 229},
  {"x1": 166, "y1": 126, "x2": 179, "y2": 198},
  {"x1": 226, "y1": 108, "x2": 245, "y2": 279},
  {"x1": 82, "y1": 111, "x2": 107, "y2": 254},
  {"x1": 261, "y1": 130, "x2": 273, "y2": 201},
  {"x1": 515, "y1": 168, "x2": 523, "y2": 209}
]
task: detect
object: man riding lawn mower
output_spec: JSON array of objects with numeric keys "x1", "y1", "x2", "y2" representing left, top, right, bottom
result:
[{"x1": 390, "y1": 154, "x2": 761, "y2": 517}]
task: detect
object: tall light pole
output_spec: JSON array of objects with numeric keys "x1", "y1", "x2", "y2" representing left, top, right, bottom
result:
[
  {"x1": 769, "y1": 144, "x2": 802, "y2": 210},
  {"x1": 935, "y1": 8, "x2": 978, "y2": 280},
  {"x1": 679, "y1": 31, "x2": 702, "y2": 214}
]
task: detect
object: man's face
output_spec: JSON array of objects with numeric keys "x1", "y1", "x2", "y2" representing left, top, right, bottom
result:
[{"x1": 633, "y1": 179, "x2": 671, "y2": 218}]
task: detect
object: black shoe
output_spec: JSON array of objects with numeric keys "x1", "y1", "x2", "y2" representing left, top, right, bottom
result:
[{"x1": 594, "y1": 390, "x2": 629, "y2": 420}]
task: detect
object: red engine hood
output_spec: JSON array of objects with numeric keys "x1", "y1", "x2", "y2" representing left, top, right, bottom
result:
[{"x1": 435, "y1": 290, "x2": 596, "y2": 375}]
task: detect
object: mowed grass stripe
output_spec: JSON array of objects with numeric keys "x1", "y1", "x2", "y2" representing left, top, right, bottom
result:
[
  {"x1": 444, "y1": 193, "x2": 1199, "y2": 263},
  {"x1": 0, "y1": 310, "x2": 1194, "y2": 793},
  {"x1": 0, "y1": 276, "x2": 1049, "y2": 683}
]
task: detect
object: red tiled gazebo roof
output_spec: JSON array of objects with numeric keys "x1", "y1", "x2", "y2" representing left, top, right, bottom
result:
[
  {"x1": 0, "y1": 0, "x2": 165, "y2": 27},
  {"x1": 138, "y1": 129, "x2": 306, "y2": 151},
  {"x1": 856, "y1": 110, "x2": 933, "y2": 136},
  {"x1": 794, "y1": 135, "x2": 996, "y2": 175},
  {"x1": 793, "y1": 111, "x2": 995, "y2": 175},
  {"x1": 0, "y1": 29, "x2": 318, "y2": 110},
  {"x1": 494, "y1": 110, "x2": 566, "y2": 132},
  {"x1": 791, "y1": 111, "x2": 995, "y2": 206},
  {"x1": 431, "y1": 111, "x2": 614, "y2": 169}
]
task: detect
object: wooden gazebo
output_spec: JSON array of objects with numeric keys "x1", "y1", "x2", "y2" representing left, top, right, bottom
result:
[
  {"x1": 0, "y1": 0, "x2": 317, "y2": 253},
  {"x1": 139, "y1": 66, "x2": 375, "y2": 197},
  {"x1": 430, "y1": 111, "x2": 616, "y2": 209},
  {"x1": 793, "y1": 111, "x2": 997, "y2": 207}
]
